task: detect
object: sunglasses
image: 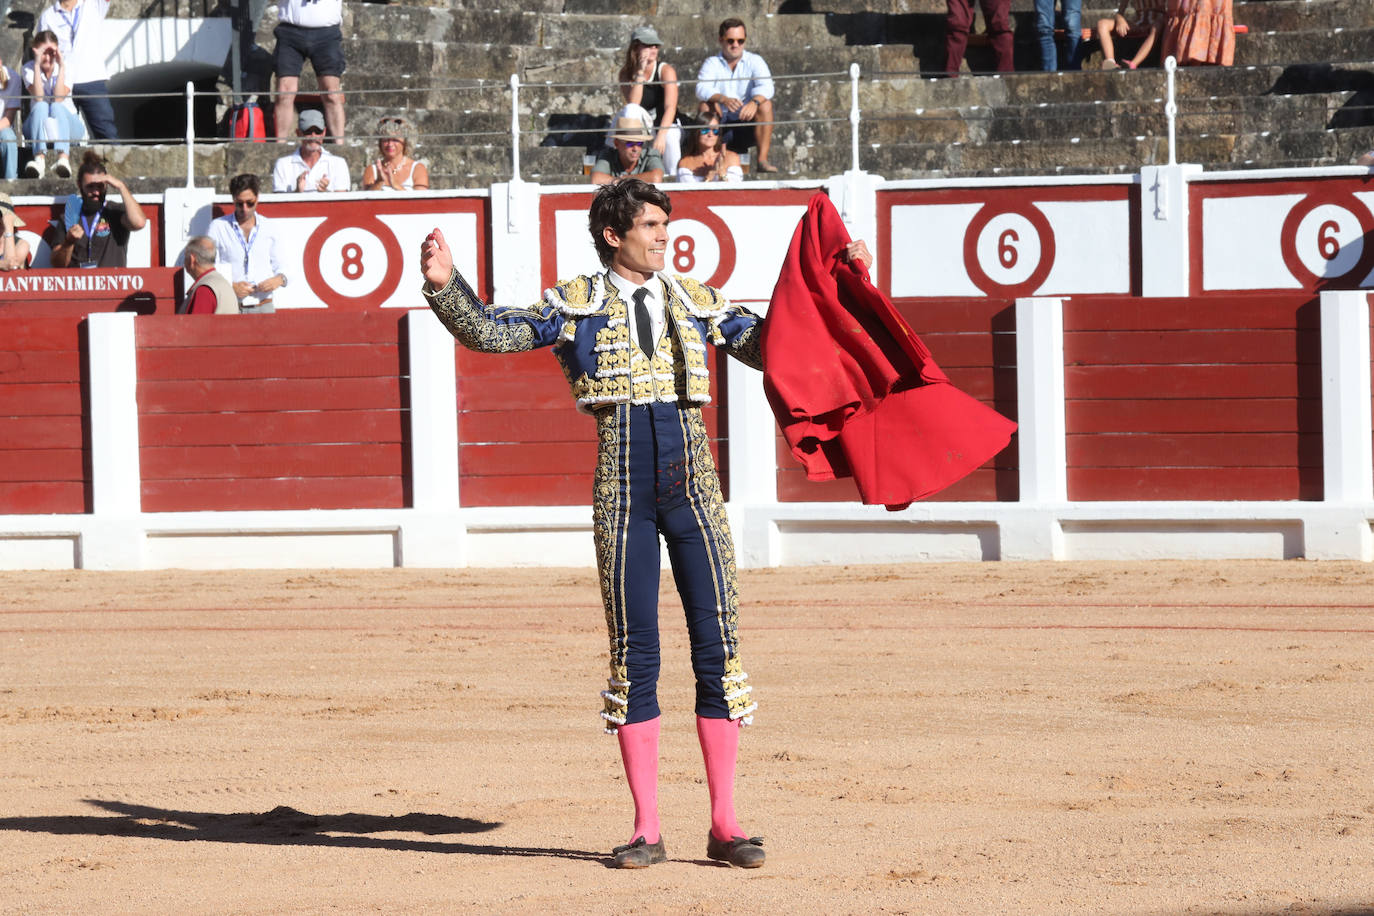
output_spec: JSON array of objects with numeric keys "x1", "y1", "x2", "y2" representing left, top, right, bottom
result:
[
  {"x1": 303, "y1": 127, "x2": 325, "y2": 135},
  {"x1": 621, "y1": 140, "x2": 645, "y2": 148},
  {"x1": 723, "y1": 37, "x2": 746, "y2": 45},
  {"x1": 233, "y1": 198, "x2": 257, "y2": 208},
  {"x1": 700, "y1": 127, "x2": 720, "y2": 135}
]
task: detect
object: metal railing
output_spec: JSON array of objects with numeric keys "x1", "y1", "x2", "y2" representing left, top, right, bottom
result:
[{"x1": 21, "y1": 54, "x2": 1371, "y2": 187}]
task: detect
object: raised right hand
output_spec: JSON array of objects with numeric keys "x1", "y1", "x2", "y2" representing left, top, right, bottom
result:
[{"x1": 420, "y1": 228, "x2": 454, "y2": 288}]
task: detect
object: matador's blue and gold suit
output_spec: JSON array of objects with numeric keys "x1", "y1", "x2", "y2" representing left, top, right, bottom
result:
[{"x1": 424, "y1": 268, "x2": 762, "y2": 732}]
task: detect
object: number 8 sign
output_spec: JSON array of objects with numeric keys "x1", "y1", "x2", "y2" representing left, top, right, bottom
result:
[{"x1": 303, "y1": 214, "x2": 405, "y2": 310}]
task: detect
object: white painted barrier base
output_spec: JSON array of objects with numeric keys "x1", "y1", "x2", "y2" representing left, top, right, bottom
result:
[{"x1": 3, "y1": 501, "x2": 1370, "y2": 570}]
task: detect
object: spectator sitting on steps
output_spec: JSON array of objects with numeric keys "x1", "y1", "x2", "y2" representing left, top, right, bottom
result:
[
  {"x1": 695, "y1": 18, "x2": 777, "y2": 173},
  {"x1": 22, "y1": 31, "x2": 81, "y2": 180},
  {"x1": 618, "y1": 25, "x2": 682, "y2": 178},
  {"x1": 49, "y1": 152, "x2": 147, "y2": 269},
  {"x1": 590, "y1": 111, "x2": 665, "y2": 185},
  {"x1": 1094, "y1": 0, "x2": 1164, "y2": 70},
  {"x1": 180, "y1": 236, "x2": 240, "y2": 315},
  {"x1": 0, "y1": 193, "x2": 32, "y2": 270},
  {"x1": 0, "y1": 54, "x2": 19, "y2": 181},
  {"x1": 36, "y1": 0, "x2": 118, "y2": 140},
  {"x1": 676, "y1": 112, "x2": 742, "y2": 183},
  {"x1": 361, "y1": 115, "x2": 429, "y2": 191},
  {"x1": 272, "y1": 109, "x2": 351, "y2": 192}
]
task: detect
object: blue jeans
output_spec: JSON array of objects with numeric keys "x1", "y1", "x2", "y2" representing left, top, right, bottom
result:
[
  {"x1": 0, "y1": 126, "x2": 15, "y2": 180},
  {"x1": 1035, "y1": 0, "x2": 1082, "y2": 71},
  {"x1": 25, "y1": 101, "x2": 83, "y2": 154},
  {"x1": 72, "y1": 81, "x2": 118, "y2": 140}
]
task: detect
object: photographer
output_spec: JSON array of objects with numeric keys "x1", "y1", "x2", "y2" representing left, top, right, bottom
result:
[{"x1": 49, "y1": 151, "x2": 147, "y2": 269}]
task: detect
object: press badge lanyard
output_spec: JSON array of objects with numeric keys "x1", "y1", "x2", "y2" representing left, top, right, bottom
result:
[
  {"x1": 79, "y1": 205, "x2": 102, "y2": 265},
  {"x1": 57, "y1": 2, "x2": 82, "y2": 49},
  {"x1": 236, "y1": 221, "x2": 258, "y2": 278}
]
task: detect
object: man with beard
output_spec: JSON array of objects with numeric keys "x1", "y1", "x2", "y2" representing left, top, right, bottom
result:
[{"x1": 49, "y1": 151, "x2": 146, "y2": 269}]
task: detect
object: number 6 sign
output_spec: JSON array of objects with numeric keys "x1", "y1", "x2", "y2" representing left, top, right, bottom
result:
[
  {"x1": 962, "y1": 201, "x2": 1056, "y2": 297},
  {"x1": 1279, "y1": 191, "x2": 1374, "y2": 288}
]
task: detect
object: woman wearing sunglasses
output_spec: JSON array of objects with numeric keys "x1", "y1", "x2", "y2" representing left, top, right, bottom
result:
[
  {"x1": 675, "y1": 114, "x2": 742, "y2": 183},
  {"x1": 362, "y1": 115, "x2": 429, "y2": 191}
]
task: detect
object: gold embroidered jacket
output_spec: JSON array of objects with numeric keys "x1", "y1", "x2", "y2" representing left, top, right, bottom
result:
[{"x1": 423, "y1": 269, "x2": 764, "y2": 412}]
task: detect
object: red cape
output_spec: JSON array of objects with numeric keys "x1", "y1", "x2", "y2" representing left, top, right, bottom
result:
[{"x1": 761, "y1": 193, "x2": 1016, "y2": 511}]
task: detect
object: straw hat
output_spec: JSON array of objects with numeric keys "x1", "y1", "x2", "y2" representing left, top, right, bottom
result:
[{"x1": 0, "y1": 192, "x2": 26, "y2": 227}]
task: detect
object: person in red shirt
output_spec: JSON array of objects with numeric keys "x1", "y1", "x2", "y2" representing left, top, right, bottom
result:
[{"x1": 180, "y1": 235, "x2": 239, "y2": 314}]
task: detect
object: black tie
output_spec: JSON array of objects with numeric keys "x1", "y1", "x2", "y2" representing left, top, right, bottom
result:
[{"x1": 632, "y1": 287, "x2": 655, "y2": 358}]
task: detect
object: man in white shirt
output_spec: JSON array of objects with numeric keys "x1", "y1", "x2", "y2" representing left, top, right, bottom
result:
[
  {"x1": 36, "y1": 0, "x2": 118, "y2": 139},
  {"x1": 695, "y1": 18, "x2": 777, "y2": 173},
  {"x1": 274, "y1": 0, "x2": 345, "y2": 143},
  {"x1": 207, "y1": 173, "x2": 286, "y2": 312},
  {"x1": 272, "y1": 109, "x2": 351, "y2": 192}
]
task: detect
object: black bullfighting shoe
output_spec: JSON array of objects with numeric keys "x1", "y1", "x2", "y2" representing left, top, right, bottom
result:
[
  {"x1": 706, "y1": 833, "x2": 765, "y2": 868},
  {"x1": 612, "y1": 835, "x2": 667, "y2": 868}
]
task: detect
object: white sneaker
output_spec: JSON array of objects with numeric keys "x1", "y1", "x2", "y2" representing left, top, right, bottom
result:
[
  {"x1": 52, "y1": 155, "x2": 70, "y2": 179},
  {"x1": 23, "y1": 155, "x2": 43, "y2": 179}
]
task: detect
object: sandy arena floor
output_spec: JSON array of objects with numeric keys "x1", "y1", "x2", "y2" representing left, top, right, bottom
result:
[{"x1": 1, "y1": 561, "x2": 1372, "y2": 915}]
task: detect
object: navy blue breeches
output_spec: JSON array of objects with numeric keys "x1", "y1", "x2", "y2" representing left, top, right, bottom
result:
[{"x1": 593, "y1": 402, "x2": 755, "y2": 730}]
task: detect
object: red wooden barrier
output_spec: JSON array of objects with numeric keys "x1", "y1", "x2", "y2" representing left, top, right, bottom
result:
[
  {"x1": 0, "y1": 316, "x2": 89, "y2": 513},
  {"x1": 0, "y1": 268, "x2": 180, "y2": 316},
  {"x1": 777, "y1": 298, "x2": 1019, "y2": 504},
  {"x1": 1064, "y1": 294, "x2": 1322, "y2": 501},
  {"x1": 135, "y1": 313, "x2": 408, "y2": 512}
]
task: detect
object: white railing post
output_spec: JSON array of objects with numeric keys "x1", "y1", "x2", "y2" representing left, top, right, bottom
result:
[
  {"x1": 849, "y1": 62, "x2": 861, "y2": 175},
  {"x1": 509, "y1": 73, "x2": 521, "y2": 181},
  {"x1": 185, "y1": 81, "x2": 195, "y2": 189},
  {"x1": 1164, "y1": 56, "x2": 1178, "y2": 166}
]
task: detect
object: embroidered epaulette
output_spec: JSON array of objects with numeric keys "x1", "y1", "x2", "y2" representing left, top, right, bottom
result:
[
  {"x1": 666, "y1": 274, "x2": 730, "y2": 319},
  {"x1": 544, "y1": 274, "x2": 607, "y2": 316}
]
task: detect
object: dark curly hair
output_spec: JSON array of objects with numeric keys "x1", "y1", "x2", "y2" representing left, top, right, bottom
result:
[{"x1": 588, "y1": 178, "x2": 672, "y2": 267}]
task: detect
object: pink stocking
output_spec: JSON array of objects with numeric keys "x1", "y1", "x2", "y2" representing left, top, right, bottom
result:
[
  {"x1": 696, "y1": 715, "x2": 745, "y2": 841},
  {"x1": 616, "y1": 717, "x2": 661, "y2": 844}
]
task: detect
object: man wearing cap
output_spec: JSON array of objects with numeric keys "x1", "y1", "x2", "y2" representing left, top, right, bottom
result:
[
  {"x1": 590, "y1": 109, "x2": 665, "y2": 185},
  {"x1": 0, "y1": 192, "x2": 31, "y2": 270},
  {"x1": 695, "y1": 18, "x2": 777, "y2": 173},
  {"x1": 272, "y1": 109, "x2": 352, "y2": 193}
]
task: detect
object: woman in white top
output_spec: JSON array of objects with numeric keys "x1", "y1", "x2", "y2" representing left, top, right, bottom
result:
[
  {"x1": 22, "y1": 30, "x2": 82, "y2": 179},
  {"x1": 361, "y1": 115, "x2": 429, "y2": 191},
  {"x1": 676, "y1": 113, "x2": 742, "y2": 183}
]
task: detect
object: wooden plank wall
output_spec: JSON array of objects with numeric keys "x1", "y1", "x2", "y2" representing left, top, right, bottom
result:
[
  {"x1": 1063, "y1": 295, "x2": 1323, "y2": 500},
  {"x1": 136, "y1": 313, "x2": 409, "y2": 512},
  {"x1": 455, "y1": 346, "x2": 728, "y2": 507},
  {"x1": 777, "y1": 298, "x2": 1019, "y2": 503},
  {"x1": 0, "y1": 316, "x2": 89, "y2": 514}
]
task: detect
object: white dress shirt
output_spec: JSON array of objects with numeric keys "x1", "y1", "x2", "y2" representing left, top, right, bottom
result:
[
  {"x1": 695, "y1": 50, "x2": 774, "y2": 106},
  {"x1": 277, "y1": 0, "x2": 342, "y2": 29},
  {"x1": 38, "y1": 0, "x2": 110, "y2": 85},
  {"x1": 607, "y1": 269, "x2": 666, "y2": 353},
  {"x1": 208, "y1": 212, "x2": 284, "y2": 291},
  {"x1": 272, "y1": 148, "x2": 352, "y2": 193}
]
